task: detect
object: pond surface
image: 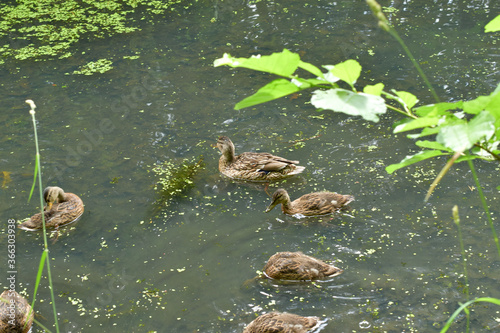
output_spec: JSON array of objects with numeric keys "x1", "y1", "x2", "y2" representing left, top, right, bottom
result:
[{"x1": 1, "y1": 0, "x2": 500, "y2": 332}]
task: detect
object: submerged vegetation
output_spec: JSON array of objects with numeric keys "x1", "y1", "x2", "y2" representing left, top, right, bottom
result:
[
  {"x1": 0, "y1": 0, "x2": 186, "y2": 65},
  {"x1": 72, "y1": 58, "x2": 114, "y2": 75},
  {"x1": 150, "y1": 156, "x2": 204, "y2": 214}
]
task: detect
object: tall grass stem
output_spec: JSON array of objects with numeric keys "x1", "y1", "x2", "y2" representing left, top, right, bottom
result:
[
  {"x1": 466, "y1": 154, "x2": 500, "y2": 257},
  {"x1": 26, "y1": 99, "x2": 59, "y2": 333},
  {"x1": 452, "y1": 205, "x2": 470, "y2": 332}
]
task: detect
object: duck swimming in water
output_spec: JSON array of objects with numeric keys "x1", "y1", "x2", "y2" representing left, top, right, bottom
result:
[
  {"x1": 18, "y1": 186, "x2": 84, "y2": 231},
  {"x1": 216, "y1": 136, "x2": 305, "y2": 182},
  {"x1": 266, "y1": 188, "x2": 354, "y2": 216}
]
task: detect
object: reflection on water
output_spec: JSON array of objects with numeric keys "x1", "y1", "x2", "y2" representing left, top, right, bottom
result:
[{"x1": 1, "y1": 0, "x2": 499, "y2": 332}]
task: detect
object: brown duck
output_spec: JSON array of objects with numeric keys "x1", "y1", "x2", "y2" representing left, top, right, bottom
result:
[
  {"x1": 243, "y1": 312, "x2": 320, "y2": 333},
  {"x1": 216, "y1": 136, "x2": 305, "y2": 182},
  {"x1": 263, "y1": 251, "x2": 343, "y2": 281},
  {"x1": 265, "y1": 188, "x2": 354, "y2": 216},
  {"x1": 18, "y1": 186, "x2": 84, "y2": 231},
  {"x1": 0, "y1": 290, "x2": 34, "y2": 333}
]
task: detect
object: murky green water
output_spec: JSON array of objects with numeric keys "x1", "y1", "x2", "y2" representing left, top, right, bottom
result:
[{"x1": 1, "y1": 0, "x2": 499, "y2": 332}]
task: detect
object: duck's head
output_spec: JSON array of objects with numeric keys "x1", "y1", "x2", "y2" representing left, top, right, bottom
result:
[
  {"x1": 216, "y1": 136, "x2": 236, "y2": 158},
  {"x1": 43, "y1": 186, "x2": 65, "y2": 210},
  {"x1": 265, "y1": 188, "x2": 290, "y2": 213}
]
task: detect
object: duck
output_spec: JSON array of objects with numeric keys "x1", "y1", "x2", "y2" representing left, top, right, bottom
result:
[
  {"x1": 0, "y1": 290, "x2": 34, "y2": 333},
  {"x1": 216, "y1": 136, "x2": 305, "y2": 182},
  {"x1": 18, "y1": 186, "x2": 84, "y2": 231},
  {"x1": 265, "y1": 188, "x2": 354, "y2": 216},
  {"x1": 263, "y1": 251, "x2": 343, "y2": 281},
  {"x1": 243, "y1": 312, "x2": 320, "y2": 333}
]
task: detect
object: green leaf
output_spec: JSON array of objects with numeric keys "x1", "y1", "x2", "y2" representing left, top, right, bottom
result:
[
  {"x1": 214, "y1": 49, "x2": 300, "y2": 77},
  {"x1": 437, "y1": 111, "x2": 496, "y2": 151},
  {"x1": 407, "y1": 126, "x2": 442, "y2": 139},
  {"x1": 455, "y1": 154, "x2": 482, "y2": 163},
  {"x1": 28, "y1": 155, "x2": 39, "y2": 202},
  {"x1": 324, "y1": 59, "x2": 362, "y2": 88},
  {"x1": 386, "y1": 150, "x2": 446, "y2": 174},
  {"x1": 363, "y1": 83, "x2": 385, "y2": 96},
  {"x1": 235, "y1": 78, "x2": 306, "y2": 110},
  {"x1": 440, "y1": 297, "x2": 500, "y2": 333},
  {"x1": 415, "y1": 140, "x2": 450, "y2": 151},
  {"x1": 310, "y1": 88, "x2": 386, "y2": 122},
  {"x1": 298, "y1": 60, "x2": 324, "y2": 78},
  {"x1": 415, "y1": 101, "x2": 463, "y2": 117},
  {"x1": 468, "y1": 110, "x2": 496, "y2": 140},
  {"x1": 463, "y1": 95, "x2": 493, "y2": 114},
  {"x1": 485, "y1": 14, "x2": 500, "y2": 32},
  {"x1": 394, "y1": 116, "x2": 441, "y2": 133},
  {"x1": 394, "y1": 90, "x2": 418, "y2": 109},
  {"x1": 485, "y1": 89, "x2": 500, "y2": 118}
]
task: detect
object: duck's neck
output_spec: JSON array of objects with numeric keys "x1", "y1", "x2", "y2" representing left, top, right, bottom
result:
[
  {"x1": 57, "y1": 190, "x2": 67, "y2": 202},
  {"x1": 281, "y1": 195, "x2": 294, "y2": 214},
  {"x1": 222, "y1": 144, "x2": 236, "y2": 164}
]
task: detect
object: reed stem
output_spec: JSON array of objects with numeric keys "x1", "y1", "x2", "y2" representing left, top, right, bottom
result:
[{"x1": 26, "y1": 99, "x2": 59, "y2": 333}]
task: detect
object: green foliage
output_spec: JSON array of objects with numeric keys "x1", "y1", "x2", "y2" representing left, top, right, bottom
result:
[
  {"x1": 215, "y1": 51, "x2": 389, "y2": 122},
  {"x1": 214, "y1": 49, "x2": 500, "y2": 173},
  {"x1": 0, "y1": 0, "x2": 185, "y2": 64},
  {"x1": 485, "y1": 14, "x2": 500, "y2": 32},
  {"x1": 311, "y1": 89, "x2": 386, "y2": 122},
  {"x1": 440, "y1": 297, "x2": 500, "y2": 333}
]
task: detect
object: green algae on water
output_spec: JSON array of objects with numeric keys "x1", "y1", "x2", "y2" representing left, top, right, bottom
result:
[{"x1": 0, "y1": 0, "x2": 185, "y2": 64}]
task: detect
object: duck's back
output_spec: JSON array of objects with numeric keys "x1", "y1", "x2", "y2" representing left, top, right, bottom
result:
[
  {"x1": 221, "y1": 152, "x2": 304, "y2": 182},
  {"x1": 264, "y1": 252, "x2": 342, "y2": 280},
  {"x1": 292, "y1": 192, "x2": 354, "y2": 215},
  {"x1": 0, "y1": 290, "x2": 34, "y2": 333},
  {"x1": 47, "y1": 192, "x2": 84, "y2": 227},
  {"x1": 243, "y1": 312, "x2": 318, "y2": 333}
]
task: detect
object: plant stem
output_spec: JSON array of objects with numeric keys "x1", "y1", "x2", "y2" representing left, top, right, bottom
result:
[
  {"x1": 385, "y1": 103, "x2": 418, "y2": 119},
  {"x1": 27, "y1": 100, "x2": 60, "y2": 333},
  {"x1": 466, "y1": 155, "x2": 500, "y2": 257},
  {"x1": 452, "y1": 205, "x2": 470, "y2": 332},
  {"x1": 366, "y1": 0, "x2": 440, "y2": 103},
  {"x1": 385, "y1": 28, "x2": 441, "y2": 103},
  {"x1": 473, "y1": 143, "x2": 500, "y2": 162}
]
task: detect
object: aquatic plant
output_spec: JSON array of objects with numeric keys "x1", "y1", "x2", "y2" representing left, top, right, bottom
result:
[
  {"x1": 72, "y1": 58, "x2": 114, "y2": 75},
  {"x1": 214, "y1": 3, "x2": 500, "y2": 332},
  {"x1": 0, "y1": 0, "x2": 185, "y2": 64},
  {"x1": 25, "y1": 100, "x2": 60, "y2": 333},
  {"x1": 150, "y1": 156, "x2": 204, "y2": 213}
]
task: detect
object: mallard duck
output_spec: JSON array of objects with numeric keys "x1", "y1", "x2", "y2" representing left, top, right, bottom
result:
[
  {"x1": 263, "y1": 251, "x2": 343, "y2": 281},
  {"x1": 265, "y1": 188, "x2": 354, "y2": 216},
  {"x1": 243, "y1": 312, "x2": 320, "y2": 333},
  {"x1": 216, "y1": 136, "x2": 305, "y2": 182},
  {"x1": 18, "y1": 186, "x2": 84, "y2": 231},
  {"x1": 0, "y1": 290, "x2": 34, "y2": 333}
]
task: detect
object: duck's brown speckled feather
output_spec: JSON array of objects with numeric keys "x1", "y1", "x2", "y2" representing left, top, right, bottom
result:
[
  {"x1": 243, "y1": 312, "x2": 319, "y2": 333},
  {"x1": 266, "y1": 189, "x2": 354, "y2": 216},
  {"x1": 263, "y1": 251, "x2": 343, "y2": 281},
  {"x1": 217, "y1": 136, "x2": 305, "y2": 182},
  {"x1": 19, "y1": 187, "x2": 84, "y2": 230},
  {"x1": 0, "y1": 290, "x2": 34, "y2": 333}
]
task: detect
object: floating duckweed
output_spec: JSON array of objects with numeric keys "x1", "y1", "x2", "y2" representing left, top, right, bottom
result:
[
  {"x1": 72, "y1": 58, "x2": 114, "y2": 75},
  {"x1": 0, "y1": 0, "x2": 186, "y2": 62},
  {"x1": 150, "y1": 156, "x2": 204, "y2": 212}
]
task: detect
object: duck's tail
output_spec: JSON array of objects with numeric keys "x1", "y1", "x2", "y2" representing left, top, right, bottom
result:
[{"x1": 288, "y1": 165, "x2": 306, "y2": 175}]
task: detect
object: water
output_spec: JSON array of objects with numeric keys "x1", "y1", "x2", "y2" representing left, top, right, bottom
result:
[{"x1": 1, "y1": 0, "x2": 499, "y2": 332}]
